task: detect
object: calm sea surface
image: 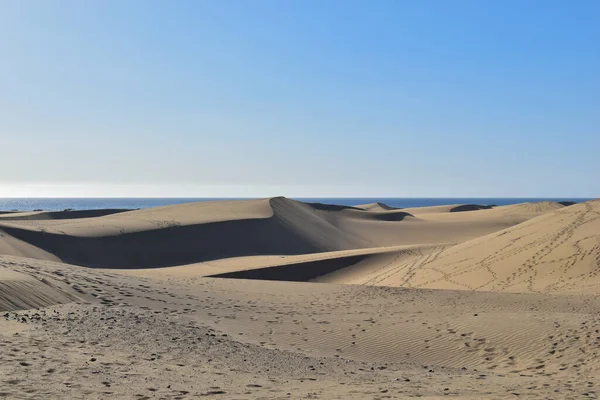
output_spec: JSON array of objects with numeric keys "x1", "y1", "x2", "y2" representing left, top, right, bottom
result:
[{"x1": 0, "y1": 198, "x2": 593, "y2": 212}]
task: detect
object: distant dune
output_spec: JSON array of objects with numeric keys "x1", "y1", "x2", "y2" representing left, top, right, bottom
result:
[
  {"x1": 355, "y1": 201, "x2": 401, "y2": 212},
  {"x1": 495, "y1": 200, "x2": 567, "y2": 214},
  {"x1": 0, "y1": 209, "x2": 131, "y2": 221},
  {"x1": 449, "y1": 204, "x2": 494, "y2": 212}
]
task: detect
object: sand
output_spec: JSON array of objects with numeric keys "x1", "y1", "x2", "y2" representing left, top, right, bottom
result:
[{"x1": 1, "y1": 197, "x2": 599, "y2": 399}]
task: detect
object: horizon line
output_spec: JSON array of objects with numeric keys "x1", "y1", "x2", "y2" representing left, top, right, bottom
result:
[{"x1": 0, "y1": 196, "x2": 594, "y2": 199}]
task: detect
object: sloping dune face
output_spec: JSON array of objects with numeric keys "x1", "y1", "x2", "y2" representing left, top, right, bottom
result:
[
  {"x1": 362, "y1": 200, "x2": 600, "y2": 294},
  {"x1": 0, "y1": 266, "x2": 76, "y2": 311}
]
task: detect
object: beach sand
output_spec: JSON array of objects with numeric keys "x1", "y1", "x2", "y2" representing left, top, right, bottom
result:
[{"x1": 1, "y1": 198, "x2": 599, "y2": 399}]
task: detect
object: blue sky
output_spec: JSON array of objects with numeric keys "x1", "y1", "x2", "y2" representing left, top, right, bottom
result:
[{"x1": 1, "y1": 0, "x2": 598, "y2": 197}]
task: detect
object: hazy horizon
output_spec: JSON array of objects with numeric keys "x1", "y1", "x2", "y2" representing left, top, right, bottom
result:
[
  {"x1": 2, "y1": 1, "x2": 598, "y2": 198},
  {"x1": 0, "y1": 183, "x2": 597, "y2": 199}
]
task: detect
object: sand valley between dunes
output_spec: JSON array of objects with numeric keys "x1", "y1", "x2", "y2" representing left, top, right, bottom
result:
[{"x1": 1, "y1": 197, "x2": 600, "y2": 399}]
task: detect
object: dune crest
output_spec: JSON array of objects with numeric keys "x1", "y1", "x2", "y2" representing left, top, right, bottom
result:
[{"x1": 355, "y1": 201, "x2": 401, "y2": 212}]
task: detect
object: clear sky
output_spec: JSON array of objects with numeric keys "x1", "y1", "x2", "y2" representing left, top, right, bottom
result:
[{"x1": 1, "y1": 0, "x2": 598, "y2": 198}]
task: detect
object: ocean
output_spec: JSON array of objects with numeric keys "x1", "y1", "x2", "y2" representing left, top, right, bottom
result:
[{"x1": 0, "y1": 197, "x2": 592, "y2": 212}]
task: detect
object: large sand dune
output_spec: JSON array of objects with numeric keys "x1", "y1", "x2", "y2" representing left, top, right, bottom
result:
[
  {"x1": 0, "y1": 197, "x2": 543, "y2": 269},
  {"x1": 199, "y1": 199, "x2": 599, "y2": 295},
  {"x1": 382, "y1": 199, "x2": 600, "y2": 294},
  {"x1": 1, "y1": 197, "x2": 598, "y2": 398}
]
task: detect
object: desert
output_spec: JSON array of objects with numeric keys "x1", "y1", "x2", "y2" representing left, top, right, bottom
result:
[{"x1": 2, "y1": 198, "x2": 599, "y2": 399}]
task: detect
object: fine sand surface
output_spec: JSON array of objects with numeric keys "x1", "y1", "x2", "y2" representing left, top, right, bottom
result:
[{"x1": 1, "y1": 197, "x2": 599, "y2": 399}]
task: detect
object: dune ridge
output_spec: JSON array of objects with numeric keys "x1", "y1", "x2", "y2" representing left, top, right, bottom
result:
[{"x1": 355, "y1": 201, "x2": 401, "y2": 212}]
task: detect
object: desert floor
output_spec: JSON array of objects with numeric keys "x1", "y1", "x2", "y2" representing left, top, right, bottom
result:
[{"x1": 1, "y1": 198, "x2": 599, "y2": 399}]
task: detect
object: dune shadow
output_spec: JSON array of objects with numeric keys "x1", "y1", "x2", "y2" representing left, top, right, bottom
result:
[
  {"x1": 210, "y1": 255, "x2": 367, "y2": 282},
  {"x1": 306, "y1": 202, "x2": 365, "y2": 212},
  {"x1": 449, "y1": 204, "x2": 494, "y2": 213},
  {"x1": 374, "y1": 202, "x2": 401, "y2": 211},
  {"x1": 1, "y1": 217, "x2": 327, "y2": 269},
  {"x1": 370, "y1": 211, "x2": 414, "y2": 221},
  {"x1": 558, "y1": 201, "x2": 576, "y2": 207}
]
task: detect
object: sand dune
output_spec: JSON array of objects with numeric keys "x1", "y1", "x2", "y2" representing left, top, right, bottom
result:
[
  {"x1": 0, "y1": 209, "x2": 131, "y2": 221},
  {"x1": 2, "y1": 253, "x2": 600, "y2": 398},
  {"x1": 0, "y1": 197, "x2": 586, "y2": 283},
  {"x1": 377, "y1": 199, "x2": 600, "y2": 294},
  {"x1": 1, "y1": 197, "x2": 598, "y2": 398},
  {"x1": 207, "y1": 200, "x2": 599, "y2": 295},
  {"x1": 498, "y1": 200, "x2": 568, "y2": 213},
  {"x1": 400, "y1": 201, "x2": 565, "y2": 216},
  {"x1": 207, "y1": 244, "x2": 449, "y2": 285},
  {"x1": 0, "y1": 265, "x2": 77, "y2": 311},
  {"x1": 0, "y1": 198, "x2": 372, "y2": 268},
  {"x1": 355, "y1": 201, "x2": 401, "y2": 211},
  {"x1": 0, "y1": 197, "x2": 544, "y2": 269},
  {"x1": 0, "y1": 229, "x2": 62, "y2": 262}
]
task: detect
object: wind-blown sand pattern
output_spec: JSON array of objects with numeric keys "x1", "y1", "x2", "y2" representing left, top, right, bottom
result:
[{"x1": 1, "y1": 198, "x2": 599, "y2": 399}]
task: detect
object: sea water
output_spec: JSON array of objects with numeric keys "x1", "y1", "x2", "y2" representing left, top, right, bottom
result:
[{"x1": 0, "y1": 197, "x2": 591, "y2": 212}]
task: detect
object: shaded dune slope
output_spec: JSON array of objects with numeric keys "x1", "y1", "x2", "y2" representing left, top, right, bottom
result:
[
  {"x1": 209, "y1": 244, "x2": 441, "y2": 284},
  {"x1": 368, "y1": 211, "x2": 415, "y2": 221},
  {"x1": 212, "y1": 254, "x2": 369, "y2": 282},
  {"x1": 449, "y1": 204, "x2": 494, "y2": 212},
  {"x1": 0, "y1": 229, "x2": 62, "y2": 262},
  {"x1": 0, "y1": 198, "x2": 374, "y2": 268},
  {"x1": 240, "y1": 200, "x2": 598, "y2": 294},
  {"x1": 306, "y1": 202, "x2": 365, "y2": 212}
]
